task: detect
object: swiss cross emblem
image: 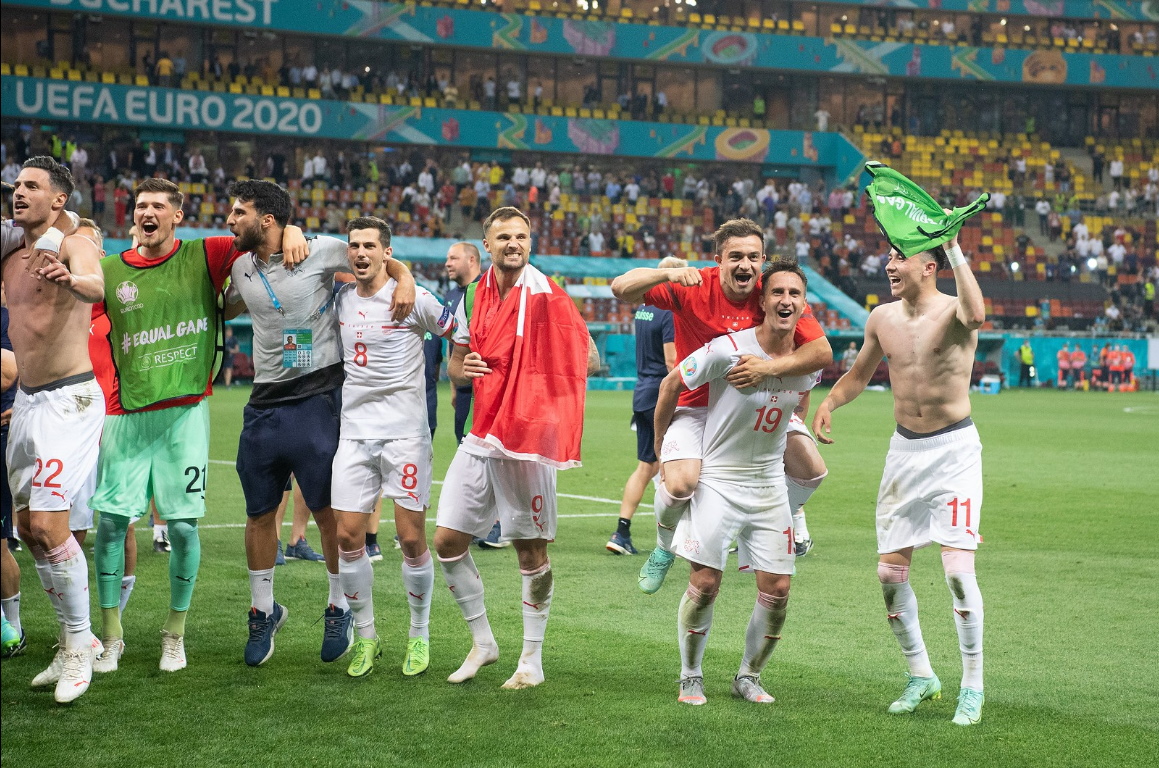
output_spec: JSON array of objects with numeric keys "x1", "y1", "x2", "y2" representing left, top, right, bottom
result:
[{"x1": 356, "y1": 332, "x2": 363, "y2": 339}]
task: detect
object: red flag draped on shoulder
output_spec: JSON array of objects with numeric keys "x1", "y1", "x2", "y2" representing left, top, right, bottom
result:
[{"x1": 466, "y1": 263, "x2": 589, "y2": 469}]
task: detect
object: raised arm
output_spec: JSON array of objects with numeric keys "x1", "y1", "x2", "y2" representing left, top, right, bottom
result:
[
  {"x1": 945, "y1": 233, "x2": 986, "y2": 330},
  {"x1": 610, "y1": 266, "x2": 701, "y2": 304},
  {"x1": 812, "y1": 312, "x2": 884, "y2": 444},
  {"x1": 385, "y1": 258, "x2": 416, "y2": 322}
]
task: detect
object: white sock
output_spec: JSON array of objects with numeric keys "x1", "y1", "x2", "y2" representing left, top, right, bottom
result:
[
  {"x1": 31, "y1": 550, "x2": 66, "y2": 631},
  {"x1": 879, "y1": 564, "x2": 934, "y2": 678},
  {"x1": 439, "y1": 551, "x2": 495, "y2": 648},
  {"x1": 327, "y1": 570, "x2": 348, "y2": 611},
  {"x1": 153, "y1": 522, "x2": 168, "y2": 542},
  {"x1": 677, "y1": 584, "x2": 717, "y2": 679},
  {"x1": 787, "y1": 472, "x2": 826, "y2": 541},
  {"x1": 119, "y1": 576, "x2": 136, "y2": 616},
  {"x1": 739, "y1": 592, "x2": 789, "y2": 678},
  {"x1": 2, "y1": 593, "x2": 22, "y2": 635},
  {"x1": 339, "y1": 548, "x2": 376, "y2": 639},
  {"x1": 654, "y1": 482, "x2": 692, "y2": 552},
  {"x1": 248, "y1": 568, "x2": 275, "y2": 614},
  {"x1": 945, "y1": 564, "x2": 984, "y2": 691},
  {"x1": 519, "y1": 561, "x2": 553, "y2": 665},
  {"x1": 46, "y1": 538, "x2": 92, "y2": 647},
  {"x1": 402, "y1": 550, "x2": 434, "y2": 641}
]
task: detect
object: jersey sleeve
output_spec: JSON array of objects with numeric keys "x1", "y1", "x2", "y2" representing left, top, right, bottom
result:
[
  {"x1": 413, "y1": 288, "x2": 456, "y2": 339},
  {"x1": 678, "y1": 339, "x2": 734, "y2": 391},
  {"x1": 793, "y1": 306, "x2": 825, "y2": 346},
  {"x1": 643, "y1": 281, "x2": 685, "y2": 311},
  {"x1": 204, "y1": 236, "x2": 240, "y2": 293},
  {"x1": 452, "y1": 297, "x2": 470, "y2": 346},
  {"x1": 311, "y1": 236, "x2": 352, "y2": 275}
]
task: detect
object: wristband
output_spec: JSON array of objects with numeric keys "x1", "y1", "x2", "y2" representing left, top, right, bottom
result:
[
  {"x1": 34, "y1": 227, "x2": 65, "y2": 253},
  {"x1": 946, "y1": 242, "x2": 966, "y2": 269}
]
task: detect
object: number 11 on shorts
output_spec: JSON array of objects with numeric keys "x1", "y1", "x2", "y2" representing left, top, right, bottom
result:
[{"x1": 949, "y1": 497, "x2": 972, "y2": 527}]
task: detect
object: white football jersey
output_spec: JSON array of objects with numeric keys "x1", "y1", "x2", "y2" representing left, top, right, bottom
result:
[
  {"x1": 335, "y1": 280, "x2": 455, "y2": 439},
  {"x1": 678, "y1": 327, "x2": 819, "y2": 486}
]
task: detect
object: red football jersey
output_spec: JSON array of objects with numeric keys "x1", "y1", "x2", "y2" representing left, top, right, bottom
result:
[{"x1": 644, "y1": 266, "x2": 824, "y2": 406}]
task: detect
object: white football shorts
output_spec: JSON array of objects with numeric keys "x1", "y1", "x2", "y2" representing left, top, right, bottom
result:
[
  {"x1": 436, "y1": 448, "x2": 557, "y2": 541},
  {"x1": 876, "y1": 424, "x2": 983, "y2": 554},
  {"x1": 674, "y1": 480, "x2": 795, "y2": 575},
  {"x1": 330, "y1": 435, "x2": 433, "y2": 513},
  {"x1": 659, "y1": 406, "x2": 707, "y2": 463},
  {"x1": 6, "y1": 376, "x2": 104, "y2": 514}
]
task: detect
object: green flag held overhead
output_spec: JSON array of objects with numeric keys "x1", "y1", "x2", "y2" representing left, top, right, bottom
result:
[{"x1": 865, "y1": 162, "x2": 990, "y2": 258}]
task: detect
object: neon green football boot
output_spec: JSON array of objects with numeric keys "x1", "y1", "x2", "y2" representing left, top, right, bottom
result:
[
  {"x1": 346, "y1": 636, "x2": 382, "y2": 678},
  {"x1": 402, "y1": 637, "x2": 429, "y2": 676},
  {"x1": 952, "y1": 688, "x2": 985, "y2": 726},
  {"x1": 888, "y1": 674, "x2": 942, "y2": 714}
]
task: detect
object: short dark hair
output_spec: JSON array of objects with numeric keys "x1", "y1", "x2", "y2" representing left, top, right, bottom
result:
[
  {"x1": 924, "y1": 244, "x2": 950, "y2": 271},
  {"x1": 347, "y1": 216, "x2": 392, "y2": 248},
  {"x1": 482, "y1": 206, "x2": 531, "y2": 237},
  {"x1": 713, "y1": 218, "x2": 764, "y2": 254},
  {"x1": 227, "y1": 179, "x2": 291, "y2": 227},
  {"x1": 762, "y1": 259, "x2": 808, "y2": 294},
  {"x1": 136, "y1": 177, "x2": 183, "y2": 208},
  {"x1": 22, "y1": 156, "x2": 75, "y2": 198},
  {"x1": 451, "y1": 241, "x2": 481, "y2": 264}
]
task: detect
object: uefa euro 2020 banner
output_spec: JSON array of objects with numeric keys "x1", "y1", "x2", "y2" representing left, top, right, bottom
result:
[
  {"x1": 1, "y1": 77, "x2": 867, "y2": 180},
  {"x1": 8, "y1": 0, "x2": 1155, "y2": 89}
]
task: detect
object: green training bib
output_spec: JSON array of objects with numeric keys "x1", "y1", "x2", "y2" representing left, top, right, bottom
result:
[{"x1": 103, "y1": 241, "x2": 220, "y2": 410}]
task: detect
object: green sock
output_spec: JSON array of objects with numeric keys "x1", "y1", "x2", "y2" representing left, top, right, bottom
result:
[
  {"x1": 102, "y1": 607, "x2": 123, "y2": 640},
  {"x1": 95, "y1": 512, "x2": 130, "y2": 613},
  {"x1": 163, "y1": 609, "x2": 187, "y2": 636},
  {"x1": 168, "y1": 519, "x2": 201, "y2": 612}
]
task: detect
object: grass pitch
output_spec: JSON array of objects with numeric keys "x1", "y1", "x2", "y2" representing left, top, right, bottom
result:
[{"x1": 2, "y1": 386, "x2": 1157, "y2": 767}]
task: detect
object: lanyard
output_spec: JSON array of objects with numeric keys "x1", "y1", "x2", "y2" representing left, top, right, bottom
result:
[{"x1": 252, "y1": 254, "x2": 334, "y2": 320}]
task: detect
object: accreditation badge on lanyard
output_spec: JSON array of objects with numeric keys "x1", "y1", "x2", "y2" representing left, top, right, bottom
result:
[
  {"x1": 282, "y1": 329, "x2": 313, "y2": 369},
  {"x1": 255, "y1": 256, "x2": 323, "y2": 370}
]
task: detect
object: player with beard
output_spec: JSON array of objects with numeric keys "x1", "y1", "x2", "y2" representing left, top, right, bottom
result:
[
  {"x1": 222, "y1": 180, "x2": 416, "y2": 669},
  {"x1": 1, "y1": 157, "x2": 104, "y2": 703},
  {"x1": 611, "y1": 219, "x2": 832, "y2": 595},
  {"x1": 88, "y1": 178, "x2": 307, "y2": 675}
]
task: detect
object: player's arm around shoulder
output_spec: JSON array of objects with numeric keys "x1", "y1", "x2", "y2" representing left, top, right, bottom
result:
[
  {"x1": 611, "y1": 266, "x2": 701, "y2": 303},
  {"x1": 385, "y1": 257, "x2": 415, "y2": 322},
  {"x1": 42, "y1": 232, "x2": 104, "y2": 302},
  {"x1": 812, "y1": 308, "x2": 887, "y2": 443}
]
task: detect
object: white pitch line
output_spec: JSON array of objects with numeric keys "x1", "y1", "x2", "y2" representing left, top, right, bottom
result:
[
  {"x1": 207, "y1": 459, "x2": 623, "y2": 507},
  {"x1": 198, "y1": 511, "x2": 615, "y2": 531}
]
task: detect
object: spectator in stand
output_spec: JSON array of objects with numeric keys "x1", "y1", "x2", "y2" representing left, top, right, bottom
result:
[
  {"x1": 1109, "y1": 157, "x2": 1124, "y2": 190},
  {"x1": 1035, "y1": 197, "x2": 1051, "y2": 236},
  {"x1": 506, "y1": 76, "x2": 521, "y2": 106},
  {"x1": 113, "y1": 183, "x2": 130, "y2": 230},
  {"x1": 188, "y1": 150, "x2": 208, "y2": 184},
  {"x1": 222, "y1": 326, "x2": 240, "y2": 387},
  {"x1": 91, "y1": 175, "x2": 107, "y2": 226},
  {"x1": 155, "y1": 52, "x2": 174, "y2": 87},
  {"x1": 589, "y1": 228, "x2": 606, "y2": 256}
]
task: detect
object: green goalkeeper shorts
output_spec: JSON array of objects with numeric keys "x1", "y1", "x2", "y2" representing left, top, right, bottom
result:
[{"x1": 88, "y1": 400, "x2": 210, "y2": 521}]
